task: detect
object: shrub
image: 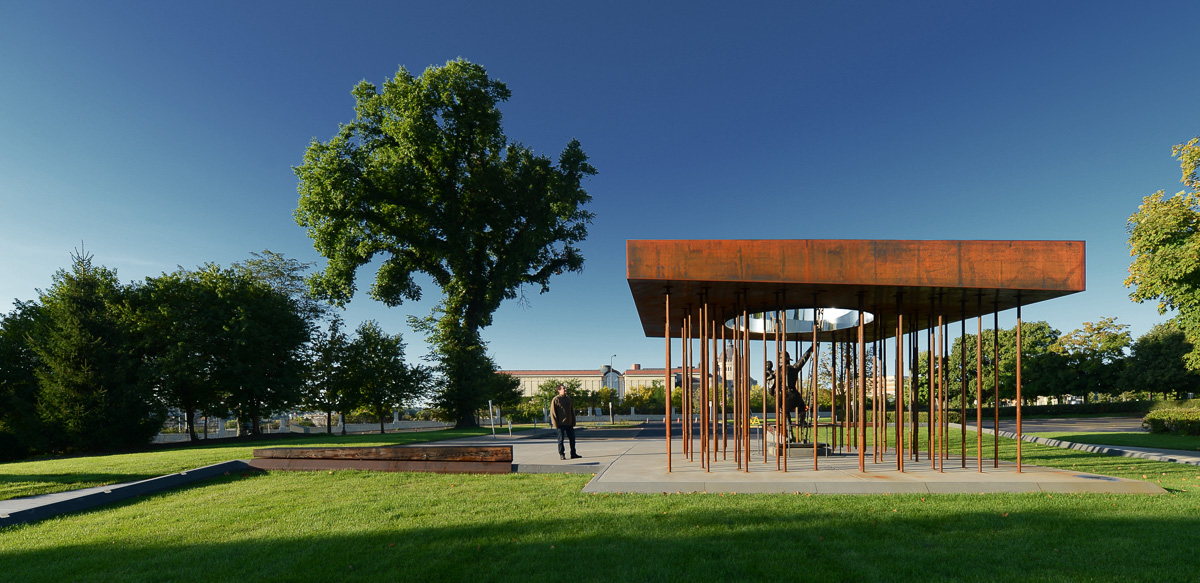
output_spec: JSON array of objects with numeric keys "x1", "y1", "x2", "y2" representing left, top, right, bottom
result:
[
  {"x1": 1149, "y1": 398, "x2": 1200, "y2": 411},
  {"x1": 1142, "y1": 409, "x2": 1200, "y2": 435}
]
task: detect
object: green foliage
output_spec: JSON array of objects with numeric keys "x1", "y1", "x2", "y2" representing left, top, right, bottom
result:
[
  {"x1": 621, "y1": 380, "x2": 665, "y2": 414},
  {"x1": 303, "y1": 317, "x2": 354, "y2": 433},
  {"x1": 0, "y1": 300, "x2": 47, "y2": 459},
  {"x1": 1127, "y1": 137, "x2": 1200, "y2": 369},
  {"x1": 30, "y1": 252, "x2": 165, "y2": 453},
  {"x1": 1045, "y1": 317, "x2": 1131, "y2": 402},
  {"x1": 1142, "y1": 408, "x2": 1200, "y2": 435},
  {"x1": 1149, "y1": 398, "x2": 1200, "y2": 410},
  {"x1": 294, "y1": 59, "x2": 595, "y2": 428},
  {"x1": 916, "y1": 321, "x2": 1061, "y2": 407},
  {"x1": 347, "y1": 320, "x2": 427, "y2": 434},
  {"x1": 1123, "y1": 321, "x2": 1200, "y2": 399}
]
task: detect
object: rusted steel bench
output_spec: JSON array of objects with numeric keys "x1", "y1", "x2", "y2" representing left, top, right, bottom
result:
[{"x1": 248, "y1": 445, "x2": 513, "y2": 474}]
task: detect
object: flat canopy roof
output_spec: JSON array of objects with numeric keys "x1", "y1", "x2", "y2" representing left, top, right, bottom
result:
[{"x1": 627, "y1": 239, "x2": 1085, "y2": 341}]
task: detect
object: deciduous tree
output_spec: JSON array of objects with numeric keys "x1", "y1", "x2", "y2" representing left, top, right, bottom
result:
[
  {"x1": 294, "y1": 59, "x2": 595, "y2": 427},
  {"x1": 1127, "y1": 137, "x2": 1200, "y2": 368},
  {"x1": 1123, "y1": 321, "x2": 1199, "y2": 400}
]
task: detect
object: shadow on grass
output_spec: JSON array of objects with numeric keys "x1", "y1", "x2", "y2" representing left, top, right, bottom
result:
[{"x1": 1, "y1": 495, "x2": 1196, "y2": 582}]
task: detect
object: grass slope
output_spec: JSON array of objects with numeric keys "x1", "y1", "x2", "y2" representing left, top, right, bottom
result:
[
  {"x1": 0, "y1": 428, "x2": 494, "y2": 500},
  {"x1": 2, "y1": 426, "x2": 1199, "y2": 582}
]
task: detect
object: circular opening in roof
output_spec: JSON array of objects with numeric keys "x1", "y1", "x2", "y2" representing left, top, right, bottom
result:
[{"x1": 725, "y1": 308, "x2": 874, "y2": 335}]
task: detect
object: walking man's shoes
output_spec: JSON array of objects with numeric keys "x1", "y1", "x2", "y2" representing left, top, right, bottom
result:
[{"x1": 570, "y1": 454, "x2": 582, "y2": 459}]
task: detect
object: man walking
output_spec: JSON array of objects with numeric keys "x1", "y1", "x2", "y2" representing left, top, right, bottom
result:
[{"x1": 551, "y1": 383, "x2": 581, "y2": 460}]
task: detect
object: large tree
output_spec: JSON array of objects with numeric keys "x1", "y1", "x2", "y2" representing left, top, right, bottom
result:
[
  {"x1": 303, "y1": 316, "x2": 355, "y2": 434},
  {"x1": 0, "y1": 300, "x2": 47, "y2": 459},
  {"x1": 1047, "y1": 317, "x2": 1131, "y2": 402},
  {"x1": 294, "y1": 59, "x2": 595, "y2": 427},
  {"x1": 31, "y1": 252, "x2": 164, "y2": 452},
  {"x1": 1127, "y1": 137, "x2": 1200, "y2": 369},
  {"x1": 1122, "y1": 321, "x2": 1200, "y2": 400},
  {"x1": 347, "y1": 320, "x2": 426, "y2": 434}
]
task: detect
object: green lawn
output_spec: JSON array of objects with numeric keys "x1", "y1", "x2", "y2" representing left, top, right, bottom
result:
[
  {"x1": 0, "y1": 427, "x2": 494, "y2": 500},
  {"x1": 2, "y1": 425, "x2": 1199, "y2": 582},
  {"x1": 1030, "y1": 431, "x2": 1200, "y2": 452}
]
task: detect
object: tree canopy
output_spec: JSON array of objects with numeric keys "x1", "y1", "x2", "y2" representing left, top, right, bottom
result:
[
  {"x1": 1127, "y1": 137, "x2": 1200, "y2": 369},
  {"x1": 294, "y1": 59, "x2": 595, "y2": 427}
]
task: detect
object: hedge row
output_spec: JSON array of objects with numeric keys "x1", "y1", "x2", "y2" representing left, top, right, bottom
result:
[
  {"x1": 1142, "y1": 409, "x2": 1200, "y2": 435},
  {"x1": 1148, "y1": 399, "x2": 1200, "y2": 411}
]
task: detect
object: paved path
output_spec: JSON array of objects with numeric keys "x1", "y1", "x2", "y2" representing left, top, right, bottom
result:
[{"x1": 434, "y1": 423, "x2": 1166, "y2": 495}]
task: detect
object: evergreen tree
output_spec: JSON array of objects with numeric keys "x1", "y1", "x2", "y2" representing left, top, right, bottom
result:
[{"x1": 32, "y1": 252, "x2": 164, "y2": 452}]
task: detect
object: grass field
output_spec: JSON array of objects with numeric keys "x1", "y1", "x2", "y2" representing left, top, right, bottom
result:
[
  {"x1": 0, "y1": 427, "x2": 495, "y2": 500},
  {"x1": 2, "y1": 425, "x2": 1199, "y2": 582},
  {"x1": 1030, "y1": 431, "x2": 1200, "y2": 452}
]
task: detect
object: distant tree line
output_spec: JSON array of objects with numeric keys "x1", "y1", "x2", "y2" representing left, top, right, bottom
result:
[
  {"x1": 0, "y1": 250, "x2": 430, "y2": 461},
  {"x1": 914, "y1": 317, "x2": 1198, "y2": 409}
]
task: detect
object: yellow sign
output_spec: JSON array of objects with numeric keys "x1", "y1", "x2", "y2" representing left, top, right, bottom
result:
[{"x1": 750, "y1": 416, "x2": 762, "y2": 427}]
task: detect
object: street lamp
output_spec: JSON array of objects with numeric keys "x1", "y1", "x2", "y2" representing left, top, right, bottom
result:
[{"x1": 609, "y1": 354, "x2": 617, "y2": 390}]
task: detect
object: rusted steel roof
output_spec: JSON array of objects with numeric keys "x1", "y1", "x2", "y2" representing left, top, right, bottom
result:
[{"x1": 627, "y1": 239, "x2": 1085, "y2": 341}]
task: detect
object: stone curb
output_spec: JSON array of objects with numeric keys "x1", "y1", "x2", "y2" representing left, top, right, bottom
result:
[
  {"x1": 949, "y1": 423, "x2": 1200, "y2": 466},
  {"x1": 0, "y1": 460, "x2": 252, "y2": 528}
]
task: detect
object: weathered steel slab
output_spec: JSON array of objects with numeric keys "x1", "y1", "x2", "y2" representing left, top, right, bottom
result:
[
  {"x1": 252, "y1": 445, "x2": 512, "y2": 463},
  {"x1": 627, "y1": 239, "x2": 1085, "y2": 339},
  {"x1": 247, "y1": 458, "x2": 512, "y2": 474}
]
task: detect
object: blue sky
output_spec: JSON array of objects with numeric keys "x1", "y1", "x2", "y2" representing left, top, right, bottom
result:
[{"x1": 1, "y1": 1, "x2": 1195, "y2": 373}]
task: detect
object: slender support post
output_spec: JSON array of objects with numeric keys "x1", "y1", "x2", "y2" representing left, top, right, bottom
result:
[
  {"x1": 960, "y1": 299, "x2": 967, "y2": 468},
  {"x1": 857, "y1": 293, "x2": 866, "y2": 472},
  {"x1": 1016, "y1": 295, "x2": 1024, "y2": 473},
  {"x1": 665, "y1": 289, "x2": 672, "y2": 473},
  {"x1": 993, "y1": 296, "x2": 1000, "y2": 468},
  {"x1": 896, "y1": 307, "x2": 904, "y2": 473},
  {"x1": 976, "y1": 293, "x2": 984, "y2": 472}
]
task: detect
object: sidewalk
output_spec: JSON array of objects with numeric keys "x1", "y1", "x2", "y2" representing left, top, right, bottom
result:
[{"x1": 433, "y1": 424, "x2": 1166, "y2": 495}]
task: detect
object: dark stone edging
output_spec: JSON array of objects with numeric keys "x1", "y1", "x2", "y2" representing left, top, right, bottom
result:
[
  {"x1": 0, "y1": 460, "x2": 252, "y2": 528},
  {"x1": 949, "y1": 423, "x2": 1200, "y2": 466}
]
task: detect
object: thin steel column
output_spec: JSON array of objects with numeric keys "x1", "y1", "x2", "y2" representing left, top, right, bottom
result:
[
  {"x1": 686, "y1": 307, "x2": 696, "y2": 463},
  {"x1": 928, "y1": 307, "x2": 935, "y2": 469},
  {"x1": 976, "y1": 293, "x2": 984, "y2": 472},
  {"x1": 896, "y1": 307, "x2": 904, "y2": 472},
  {"x1": 993, "y1": 296, "x2": 1000, "y2": 468},
  {"x1": 665, "y1": 289, "x2": 672, "y2": 473},
  {"x1": 721, "y1": 312, "x2": 728, "y2": 461},
  {"x1": 960, "y1": 299, "x2": 967, "y2": 469},
  {"x1": 811, "y1": 303, "x2": 820, "y2": 470},
  {"x1": 857, "y1": 293, "x2": 866, "y2": 472},
  {"x1": 780, "y1": 295, "x2": 788, "y2": 473},
  {"x1": 743, "y1": 299, "x2": 751, "y2": 472},
  {"x1": 762, "y1": 307, "x2": 768, "y2": 463},
  {"x1": 1016, "y1": 294, "x2": 1024, "y2": 473},
  {"x1": 936, "y1": 308, "x2": 944, "y2": 473},
  {"x1": 701, "y1": 297, "x2": 709, "y2": 471}
]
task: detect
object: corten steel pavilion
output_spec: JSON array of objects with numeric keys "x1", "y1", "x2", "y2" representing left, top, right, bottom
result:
[{"x1": 626, "y1": 239, "x2": 1085, "y2": 475}]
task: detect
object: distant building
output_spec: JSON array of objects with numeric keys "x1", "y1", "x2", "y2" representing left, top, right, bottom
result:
[
  {"x1": 500, "y1": 367, "x2": 610, "y2": 398},
  {"x1": 500, "y1": 362, "x2": 756, "y2": 400}
]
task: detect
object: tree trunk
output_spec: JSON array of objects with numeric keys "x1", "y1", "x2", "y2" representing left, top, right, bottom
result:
[
  {"x1": 326, "y1": 410, "x2": 332, "y2": 434},
  {"x1": 186, "y1": 409, "x2": 197, "y2": 442}
]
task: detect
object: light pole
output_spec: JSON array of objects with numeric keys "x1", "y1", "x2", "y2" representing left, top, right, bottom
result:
[{"x1": 609, "y1": 354, "x2": 617, "y2": 390}]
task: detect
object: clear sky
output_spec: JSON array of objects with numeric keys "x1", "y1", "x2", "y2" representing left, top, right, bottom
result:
[{"x1": 1, "y1": 1, "x2": 1195, "y2": 373}]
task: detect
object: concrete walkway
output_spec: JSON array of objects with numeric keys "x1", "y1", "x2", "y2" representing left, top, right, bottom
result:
[
  {"x1": 434, "y1": 423, "x2": 1166, "y2": 495},
  {"x1": 4, "y1": 419, "x2": 1183, "y2": 527}
]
